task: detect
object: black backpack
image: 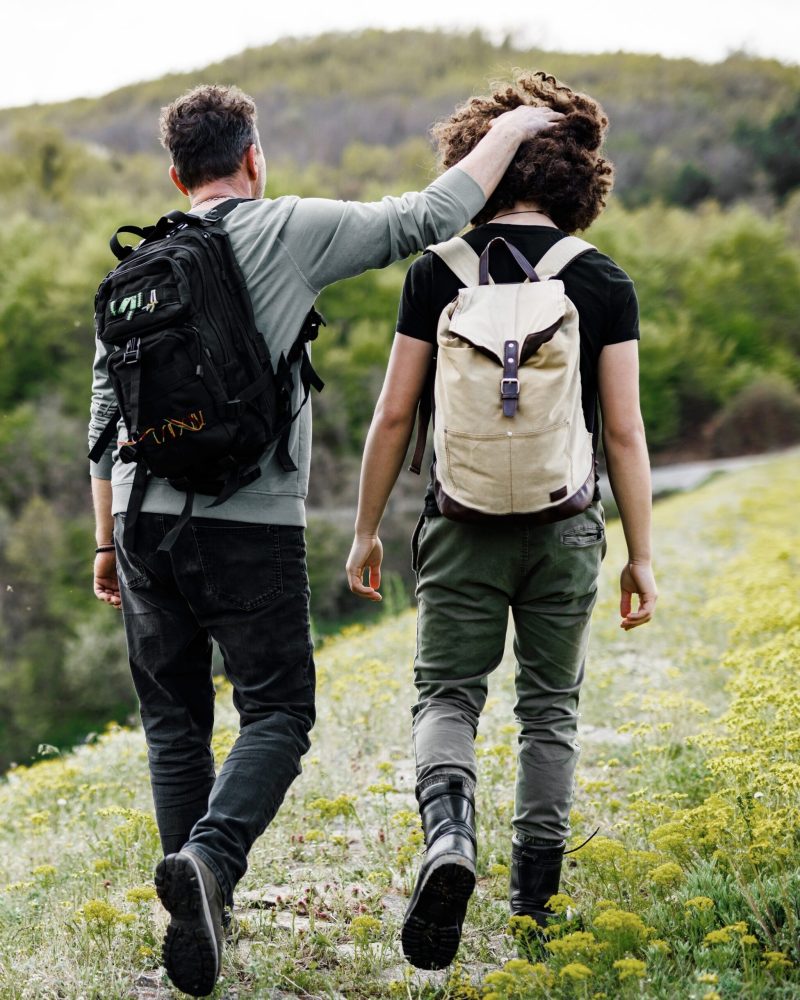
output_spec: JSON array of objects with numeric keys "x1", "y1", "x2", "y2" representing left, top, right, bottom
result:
[{"x1": 89, "y1": 198, "x2": 324, "y2": 552}]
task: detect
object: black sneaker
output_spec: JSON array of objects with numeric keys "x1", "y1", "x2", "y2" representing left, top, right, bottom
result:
[{"x1": 155, "y1": 851, "x2": 224, "y2": 997}]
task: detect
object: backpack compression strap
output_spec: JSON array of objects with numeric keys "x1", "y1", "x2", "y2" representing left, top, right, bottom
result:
[
  {"x1": 534, "y1": 236, "x2": 595, "y2": 280},
  {"x1": 88, "y1": 407, "x2": 122, "y2": 464}
]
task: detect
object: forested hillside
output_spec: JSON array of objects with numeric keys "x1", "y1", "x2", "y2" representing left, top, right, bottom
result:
[
  {"x1": 0, "y1": 30, "x2": 799, "y2": 769},
  {"x1": 1, "y1": 30, "x2": 799, "y2": 207}
]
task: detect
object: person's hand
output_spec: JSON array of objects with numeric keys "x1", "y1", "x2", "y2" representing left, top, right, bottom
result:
[
  {"x1": 490, "y1": 105, "x2": 564, "y2": 143},
  {"x1": 346, "y1": 534, "x2": 384, "y2": 602},
  {"x1": 94, "y1": 550, "x2": 121, "y2": 608},
  {"x1": 619, "y1": 561, "x2": 657, "y2": 630}
]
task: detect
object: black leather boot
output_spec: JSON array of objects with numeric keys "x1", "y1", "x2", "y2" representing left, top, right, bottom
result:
[
  {"x1": 401, "y1": 773, "x2": 477, "y2": 970},
  {"x1": 509, "y1": 838, "x2": 565, "y2": 927}
]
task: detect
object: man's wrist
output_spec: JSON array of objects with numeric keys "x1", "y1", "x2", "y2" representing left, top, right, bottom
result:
[{"x1": 488, "y1": 117, "x2": 524, "y2": 148}]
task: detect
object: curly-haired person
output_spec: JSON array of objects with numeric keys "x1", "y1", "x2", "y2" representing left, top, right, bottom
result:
[{"x1": 346, "y1": 72, "x2": 657, "y2": 969}]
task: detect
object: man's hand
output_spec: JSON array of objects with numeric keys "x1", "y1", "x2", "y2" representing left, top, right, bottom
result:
[
  {"x1": 455, "y1": 105, "x2": 564, "y2": 199},
  {"x1": 94, "y1": 550, "x2": 121, "y2": 608},
  {"x1": 619, "y1": 561, "x2": 657, "y2": 631},
  {"x1": 346, "y1": 534, "x2": 384, "y2": 602},
  {"x1": 490, "y1": 105, "x2": 565, "y2": 143}
]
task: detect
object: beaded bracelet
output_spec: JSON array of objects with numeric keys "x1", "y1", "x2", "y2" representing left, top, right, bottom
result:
[{"x1": 95, "y1": 545, "x2": 116, "y2": 554}]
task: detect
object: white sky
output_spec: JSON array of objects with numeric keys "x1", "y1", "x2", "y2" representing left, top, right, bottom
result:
[{"x1": 3, "y1": 0, "x2": 798, "y2": 109}]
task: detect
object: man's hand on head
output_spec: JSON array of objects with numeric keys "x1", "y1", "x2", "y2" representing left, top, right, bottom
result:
[{"x1": 490, "y1": 105, "x2": 565, "y2": 143}]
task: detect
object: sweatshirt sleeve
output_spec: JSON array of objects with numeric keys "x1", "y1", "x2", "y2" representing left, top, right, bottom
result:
[
  {"x1": 279, "y1": 167, "x2": 485, "y2": 293},
  {"x1": 88, "y1": 337, "x2": 119, "y2": 480}
]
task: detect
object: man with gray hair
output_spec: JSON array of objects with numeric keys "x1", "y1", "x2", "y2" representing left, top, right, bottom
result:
[{"x1": 89, "y1": 83, "x2": 561, "y2": 996}]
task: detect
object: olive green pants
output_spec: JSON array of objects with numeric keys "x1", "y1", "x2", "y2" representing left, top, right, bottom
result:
[{"x1": 411, "y1": 502, "x2": 606, "y2": 843}]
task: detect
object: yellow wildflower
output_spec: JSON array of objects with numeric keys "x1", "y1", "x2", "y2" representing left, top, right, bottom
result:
[
  {"x1": 560, "y1": 962, "x2": 593, "y2": 981},
  {"x1": 350, "y1": 914, "x2": 382, "y2": 944},
  {"x1": 546, "y1": 893, "x2": 576, "y2": 916},
  {"x1": 763, "y1": 951, "x2": 792, "y2": 971},
  {"x1": 684, "y1": 896, "x2": 715, "y2": 912},
  {"x1": 78, "y1": 899, "x2": 126, "y2": 927},
  {"x1": 613, "y1": 958, "x2": 646, "y2": 980},
  {"x1": 366, "y1": 781, "x2": 395, "y2": 795},
  {"x1": 125, "y1": 885, "x2": 157, "y2": 904},
  {"x1": 31, "y1": 865, "x2": 57, "y2": 880},
  {"x1": 649, "y1": 862, "x2": 683, "y2": 888}
]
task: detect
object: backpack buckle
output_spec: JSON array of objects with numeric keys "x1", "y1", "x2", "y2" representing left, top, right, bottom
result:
[
  {"x1": 500, "y1": 377, "x2": 520, "y2": 399},
  {"x1": 123, "y1": 337, "x2": 141, "y2": 364}
]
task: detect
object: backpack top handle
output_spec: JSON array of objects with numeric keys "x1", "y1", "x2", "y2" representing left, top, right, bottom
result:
[{"x1": 478, "y1": 237, "x2": 540, "y2": 286}]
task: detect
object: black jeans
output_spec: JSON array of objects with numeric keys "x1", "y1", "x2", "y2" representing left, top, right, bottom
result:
[{"x1": 114, "y1": 513, "x2": 315, "y2": 905}]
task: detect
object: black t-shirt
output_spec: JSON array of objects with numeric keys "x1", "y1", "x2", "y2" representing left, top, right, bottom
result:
[{"x1": 397, "y1": 224, "x2": 640, "y2": 514}]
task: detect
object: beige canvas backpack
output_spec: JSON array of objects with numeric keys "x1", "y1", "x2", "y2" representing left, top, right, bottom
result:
[{"x1": 410, "y1": 235, "x2": 596, "y2": 522}]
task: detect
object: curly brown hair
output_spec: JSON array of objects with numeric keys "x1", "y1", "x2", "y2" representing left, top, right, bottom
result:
[
  {"x1": 159, "y1": 84, "x2": 258, "y2": 191},
  {"x1": 433, "y1": 72, "x2": 614, "y2": 232}
]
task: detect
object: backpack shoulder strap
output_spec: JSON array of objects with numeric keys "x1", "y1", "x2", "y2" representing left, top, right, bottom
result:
[
  {"x1": 203, "y1": 197, "x2": 252, "y2": 223},
  {"x1": 427, "y1": 237, "x2": 481, "y2": 287},
  {"x1": 535, "y1": 236, "x2": 596, "y2": 280}
]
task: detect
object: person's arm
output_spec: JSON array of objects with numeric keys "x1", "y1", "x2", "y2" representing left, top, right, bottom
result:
[
  {"x1": 282, "y1": 106, "x2": 562, "y2": 292},
  {"x1": 597, "y1": 340, "x2": 657, "y2": 630},
  {"x1": 346, "y1": 334, "x2": 434, "y2": 601},
  {"x1": 88, "y1": 338, "x2": 121, "y2": 608},
  {"x1": 92, "y1": 477, "x2": 120, "y2": 608}
]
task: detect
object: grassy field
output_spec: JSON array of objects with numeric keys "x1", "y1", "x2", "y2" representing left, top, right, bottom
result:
[{"x1": 0, "y1": 454, "x2": 798, "y2": 999}]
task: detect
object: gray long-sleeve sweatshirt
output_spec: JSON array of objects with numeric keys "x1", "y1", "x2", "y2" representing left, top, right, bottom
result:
[{"x1": 88, "y1": 167, "x2": 484, "y2": 526}]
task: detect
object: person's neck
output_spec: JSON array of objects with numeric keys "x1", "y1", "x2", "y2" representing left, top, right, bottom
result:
[
  {"x1": 488, "y1": 204, "x2": 557, "y2": 228},
  {"x1": 189, "y1": 179, "x2": 252, "y2": 211}
]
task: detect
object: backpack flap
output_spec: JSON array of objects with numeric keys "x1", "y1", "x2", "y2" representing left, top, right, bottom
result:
[
  {"x1": 96, "y1": 254, "x2": 192, "y2": 345},
  {"x1": 445, "y1": 280, "x2": 566, "y2": 364}
]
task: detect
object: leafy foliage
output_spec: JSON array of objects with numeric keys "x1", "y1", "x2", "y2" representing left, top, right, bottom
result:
[
  {"x1": 2, "y1": 30, "x2": 798, "y2": 208},
  {"x1": 0, "y1": 37, "x2": 799, "y2": 769}
]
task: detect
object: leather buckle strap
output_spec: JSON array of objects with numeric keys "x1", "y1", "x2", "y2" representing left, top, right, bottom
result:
[
  {"x1": 501, "y1": 340, "x2": 520, "y2": 417},
  {"x1": 479, "y1": 237, "x2": 539, "y2": 285},
  {"x1": 501, "y1": 378, "x2": 520, "y2": 396}
]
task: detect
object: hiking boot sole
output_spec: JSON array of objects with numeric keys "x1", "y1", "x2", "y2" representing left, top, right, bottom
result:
[
  {"x1": 401, "y1": 853, "x2": 476, "y2": 970},
  {"x1": 155, "y1": 853, "x2": 220, "y2": 997}
]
